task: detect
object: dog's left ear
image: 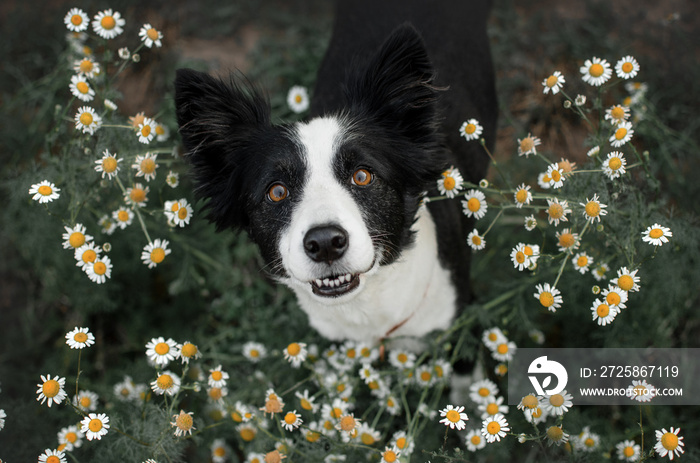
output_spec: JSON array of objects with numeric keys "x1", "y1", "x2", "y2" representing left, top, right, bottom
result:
[{"x1": 344, "y1": 23, "x2": 440, "y2": 141}]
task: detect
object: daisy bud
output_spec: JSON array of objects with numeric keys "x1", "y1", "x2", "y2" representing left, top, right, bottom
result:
[
  {"x1": 592, "y1": 285, "x2": 601, "y2": 294},
  {"x1": 563, "y1": 100, "x2": 572, "y2": 109},
  {"x1": 132, "y1": 53, "x2": 140, "y2": 63},
  {"x1": 102, "y1": 243, "x2": 112, "y2": 252}
]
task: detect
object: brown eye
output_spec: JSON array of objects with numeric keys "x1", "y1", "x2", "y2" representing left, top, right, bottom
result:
[
  {"x1": 352, "y1": 168, "x2": 373, "y2": 186},
  {"x1": 267, "y1": 183, "x2": 288, "y2": 202}
]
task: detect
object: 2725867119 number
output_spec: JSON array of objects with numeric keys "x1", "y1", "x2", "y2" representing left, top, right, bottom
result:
[{"x1": 597, "y1": 365, "x2": 679, "y2": 378}]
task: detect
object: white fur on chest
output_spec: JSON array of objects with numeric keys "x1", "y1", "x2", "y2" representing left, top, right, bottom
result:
[{"x1": 291, "y1": 206, "x2": 457, "y2": 344}]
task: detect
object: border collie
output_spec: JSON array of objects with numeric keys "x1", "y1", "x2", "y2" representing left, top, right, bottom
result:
[{"x1": 175, "y1": 1, "x2": 497, "y2": 345}]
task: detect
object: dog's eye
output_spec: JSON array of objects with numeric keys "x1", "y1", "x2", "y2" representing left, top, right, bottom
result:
[
  {"x1": 267, "y1": 183, "x2": 289, "y2": 202},
  {"x1": 351, "y1": 168, "x2": 373, "y2": 186}
]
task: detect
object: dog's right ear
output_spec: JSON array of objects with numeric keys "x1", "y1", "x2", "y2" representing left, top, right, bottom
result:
[{"x1": 175, "y1": 68, "x2": 271, "y2": 231}]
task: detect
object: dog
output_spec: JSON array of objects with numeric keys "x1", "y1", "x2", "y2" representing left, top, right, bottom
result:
[{"x1": 175, "y1": 0, "x2": 497, "y2": 345}]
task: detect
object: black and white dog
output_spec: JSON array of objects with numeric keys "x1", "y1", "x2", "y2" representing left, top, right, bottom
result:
[{"x1": 175, "y1": 1, "x2": 497, "y2": 345}]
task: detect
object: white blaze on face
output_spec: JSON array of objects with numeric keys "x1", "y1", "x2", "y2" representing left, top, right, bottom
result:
[{"x1": 278, "y1": 117, "x2": 376, "y2": 295}]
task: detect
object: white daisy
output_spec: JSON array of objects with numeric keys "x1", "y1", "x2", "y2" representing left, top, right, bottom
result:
[
  {"x1": 609, "y1": 121, "x2": 634, "y2": 147},
  {"x1": 281, "y1": 410, "x2": 303, "y2": 432},
  {"x1": 74, "y1": 106, "x2": 101, "y2": 135},
  {"x1": 580, "y1": 57, "x2": 612, "y2": 86},
  {"x1": 29, "y1": 180, "x2": 61, "y2": 203},
  {"x1": 145, "y1": 337, "x2": 178, "y2": 366},
  {"x1": 462, "y1": 189, "x2": 488, "y2": 219},
  {"x1": 139, "y1": 24, "x2": 163, "y2": 48},
  {"x1": 125, "y1": 183, "x2": 150, "y2": 207},
  {"x1": 92, "y1": 9, "x2": 125, "y2": 39},
  {"x1": 615, "y1": 55, "x2": 640, "y2": 79},
  {"x1": 642, "y1": 223, "x2": 673, "y2": 246},
  {"x1": 57, "y1": 424, "x2": 84, "y2": 451},
  {"x1": 85, "y1": 255, "x2": 112, "y2": 284},
  {"x1": 439, "y1": 404, "x2": 469, "y2": 430},
  {"x1": 534, "y1": 283, "x2": 563, "y2": 312},
  {"x1": 581, "y1": 194, "x2": 608, "y2": 223},
  {"x1": 517, "y1": 133, "x2": 541, "y2": 157},
  {"x1": 65, "y1": 327, "x2": 96, "y2": 349},
  {"x1": 242, "y1": 341, "x2": 267, "y2": 362},
  {"x1": 467, "y1": 229, "x2": 486, "y2": 250},
  {"x1": 524, "y1": 215, "x2": 537, "y2": 231},
  {"x1": 284, "y1": 342, "x2": 308, "y2": 368},
  {"x1": 165, "y1": 171, "x2": 180, "y2": 188},
  {"x1": 477, "y1": 395, "x2": 509, "y2": 420},
  {"x1": 654, "y1": 427, "x2": 684, "y2": 460},
  {"x1": 208, "y1": 365, "x2": 230, "y2": 388},
  {"x1": 113, "y1": 206, "x2": 134, "y2": 229},
  {"x1": 164, "y1": 199, "x2": 194, "y2": 227},
  {"x1": 137, "y1": 117, "x2": 157, "y2": 144},
  {"x1": 287, "y1": 85, "x2": 310, "y2": 113},
  {"x1": 545, "y1": 198, "x2": 571, "y2": 226},
  {"x1": 572, "y1": 252, "x2": 593, "y2": 274},
  {"x1": 602, "y1": 151, "x2": 627, "y2": 179},
  {"x1": 545, "y1": 163, "x2": 565, "y2": 189},
  {"x1": 437, "y1": 166, "x2": 464, "y2": 198},
  {"x1": 69, "y1": 74, "x2": 95, "y2": 102},
  {"x1": 591, "y1": 299, "x2": 620, "y2": 326},
  {"x1": 73, "y1": 390, "x2": 99, "y2": 412},
  {"x1": 62, "y1": 224, "x2": 93, "y2": 249},
  {"x1": 459, "y1": 119, "x2": 483, "y2": 141},
  {"x1": 601, "y1": 285, "x2": 628, "y2": 309},
  {"x1": 604, "y1": 104, "x2": 630, "y2": 126},
  {"x1": 38, "y1": 449, "x2": 67, "y2": 463},
  {"x1": 132, "y1": 153, "x2": 159, "y2": 181},
  {"x1": 151, "y1": 371, "x2": 181, "y2": 396},
  {"x1": 542, "y1": 71, "x2": 565, "y2": 94},
  {"x1": 36, "y1": 374, "x2": 67, "y2": 407},
  {"x1": 540, "y1": 390, "x2": 573, "y2": 416},
  {"x1": 592, "y1": 263, "x2": 609, "y2": 282},
  {"x1": 616, "y1": 439, "x2": 641, "y2": 462},
  {"x1": 611, "y1": 267, "x2": 641, "y2": 293},
  {"x1": 80, "y1": 413, "x2": 110, "y2": 440},
  {"x1": 628, "y1": 379, "x2": 657, "y2": 403},
  {"x1": 465, "y1": 428, "x2": 487, "y2": 451},
  {"x1": 469, "y1": 379, "x2": 499, "y2": 404},
  {"x1": 481, "y1": 413, "x2": 509, "y2": 443},
  {"x1": 64, "y1": 8, "x2": 89, "y2": 32},
  {"x1": 482, "y1": 327, "x2": 507, "y2": 351},
  {"x1": 513, "y1": 183, "x2": 532, "y2": 208},
  {"x1": 94, "y1": 149, "x2": 122, "y2": 179},
  {"x1": 73, "y1": 57, "x2": 100, "y2": 79},
  {"x1": 388, "y1": 350, "x2": 416, "y2": 369}
]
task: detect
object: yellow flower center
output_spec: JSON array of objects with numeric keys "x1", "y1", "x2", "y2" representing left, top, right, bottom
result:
[
  {"x1": 361, "y1": 432, "x2": 376, "y2": 445},
  {"x1": 623, "y1": 96, "x2": 632, "y2": 106},
  {"x1": 284, "y1": 412, "x2": 297, "y2": 425},
  {"x1": 176, "y1": 343, "x2": 195, "y2": 359},
  {"x1": 147, "y1": 28, "x2": 159, "y2": 40},
  {"x1": 69, "y1": 231, "x2": 86, "y2": 248},
  {"x1": 100, "y1": 15, "x2": 116, "y2": 30},
  {"x1": 545, "y1": 75, "x2": 559, "y2": 88},
  {"x1": 79, "y1": 112, "x2": 94, "y2": 126},
  {"x1": 140, "y1": 158, "x2": 156, "y2": 174},
  {"x1": 141, "y1": 125, "x2": 151, "y2": 137},
  {"x1": 66, "y1": 431, "x2": 78, "y2": 443},
  {"x1": 559, "y1": 233, "x2": 576, "y2": 248},
  {"x1": 88, "y1": 418, "x2": 103, "y2": 432},
  {"x1": 486, "y1": 421, "x2": 501, "y2": 435},
  {"x1": 339, "y1": 415, "x2": 356, "y2": 431},
  {"x1": 360, "y1": 347, "x2": 372, "y2": 357},
  {"x1": 294, "y1": 94, "x2": 303, "y2": 104},
  {"x1": 515, "y1": 189, "x2": 528, "y2": 203},
  {"x1": 597, "y1": 304, "x2": 610, "y2": 318},
  {"x1": 306, "y1": 431, "x2": 321, "y2": 442},
  {"x1": 464, "y1": 123, "x2": 476, "y2": 135},
  {"x1": 577, "y1": 255, "x2": 589, "y2": 267},
  {"x1": 551, "y1": 169, "x2": 561, "y2": 182},
  {"x1": 547, "y1": 426, "x2": 563, "y2": 441},
  {"x1": 71, "y1": 14, "x2": 83, "y2": 26},
  {"x1": 79, "y1": 59, "x2": 93, "y2": 73},
  {"x1": 470, "y1": 235, "x2": 482, "y2": 245},
  {"x1": 249, "y1": 349, "x2": 260, "y2": 358},
  {"x1": 386, "y1": 398, "x2": 395, "y2": 408},
  {"x1": 549, "y1": 394, "x2": 565, "y2": 407},
  {"x1": 515, "y1": 251, "x2": 526, "y2": 264},
  {"x1": 486, "y1": 402, "x2": 499, "y2": 415},
  {"x1": 331, "y1": 407, "x2": 343, "y2": 419},
  {"x1": 157, "y1": 374, "x2": 173, "y2": 390},
  {"x1": 584, "y1": 437, "x2": 595, "y2": 447},
  {"x1": 585, "y1": 201, "x2": 600, "y2": 217},
  {"x1": 240, "y1": 428, "x2": 255, "y2": 441},
  {"x1": 589, "y1": 63, "x2": 604, "y2": 77},
  {"x1": 80, "y1": 396, "x2": 92, "y2": 408},
  {"x1": 606, "y1": 292, "x2": 621, "y2": 306},
  {"x1": 521, "y1": 394, "x2": 538, "y2": 409},
  {"x1": 117, "y1": 210, "x2": 130, "y2": 222},
  {"x1": 397, "y1": 353, "x2": 408, "y2": 363},
  {"x1": 176, "y1": 412, "x2": 193, "y2": 430},
  {"x1": 287, "y1": 342, "x2": 301, "y2": 356},
  {"x1": 76, "y1": 81, "x2": 89, "y2": 94},
  {"x1": 154, "y1": 342, "x2": 170, "y2": 355},
  {"x1": 520, "y1": 137, "x2": 535, "y2": 152},
  {"x1": 420, "y1": 371, "x2": 432, "y2": 382},
  {"x1": 383, "y1": 450, "x2": 397, "y2": 463},
  {"x1": 47, "y1": 456, "x2": 60, "y2": 463},
  {"x1": 496, "y1": 343, "x2": 509, "y2": 355},
  {"x1": 649, "y1": 228, "x2": 664, "y2": 239},
  {"x1": 80, "y1": 249, "x2": 96, "y2": 264},
  {"x1": 130, "y1": 187, "x2": 146, "y2": 203},
  {"x1": 539, "y1": 292, "x2": 554, "y2": 307},
  {"x1": 38, "y1": 185, "x2": 53, "y2": 196},
  {"x1": 558, "y1": 159, "x2": 573, "y2": 172},
  {"x1": 345, "y1": 348, "x2": 356, "y2": 359},
  {"x1": 300, "y1": 398, "x2": 312, "y2": 411},
  {"x1": 178, "y1": 207, "x2": 189, "y2": 220},
  {"x1": 617, "y1": 275, "x2": 634, "y2": 291},
  {"x1": 478, "y1": 387, "x2": 490, "y2": 397},
  {"x1": 523, "y1": 245, "x2": 534, "y2": 256},
  {"x1": 548, "y1": 203, "x2": 564, "y2": 219},
  {"x1": 434, "y1": 365, "x2": 444, "y2": 377},
  {"x1": 621, "y1": 62, "x2": 634, "y2": 73},
  {"x1": 623, "y1": 446, "x2": 635, "y2": 457},
  {"x1": 661, "y1": 432, "x2": 679, "y2": 450},
  {"x1": 150, "y1": 248, "x2": 166, "y2": 264},
  {"x1": 93, "y1": 261, "x2": 107, "y2": 276},
  {"x1": 42, "y1": 379, "x2": 60, "y2": 398},
  {"x1": 471, "y1": 434, "x2": 482, "y2": 445},
  {"x1": 396, "y1": 436, "x2": 407, "y2": 449},
  {"x1": 532, "y1": 407, "x2": 543, "y2": 418},
  {"x1": 467, "y1": 197, "x2": 481, "y2": 212},
  {"x1": 615, "y1": 127, "x2": 628, "y2": 141},
  {"x1": 611, "y1": 106, "x2": 625, "y2": 120},
  {"x1": 211, "y1": 371, "x2": 223, "y2": 381},
  {"x1": 156, "y1": 124, "x2": 166, "y2": 135},
  {"x1": 442, "y1": 176, "x2": 456, "y2": 190},
  {"x1": 214, "y1": 446, "x2": 227, "y2": 457},
  {"x1": 102, "y1": 156, "x2": 118, "y2": 173}
]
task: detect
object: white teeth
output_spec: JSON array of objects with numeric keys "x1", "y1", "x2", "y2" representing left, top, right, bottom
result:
[
  {"x1": 338, "y1": 275, "x2": 346, "y2": 284},
  {"x1": 314, "y1": 274, "x2": 356, "y2": 289},
  {"x1": 323, "y1": 278, "x2": 330, "y2": 286},
  {"x1": 315, "y1": 279, "x2": 323, "y2": 287},
  {"x1": 345, "y1": 273, "x2": 352, "y2": 281}
]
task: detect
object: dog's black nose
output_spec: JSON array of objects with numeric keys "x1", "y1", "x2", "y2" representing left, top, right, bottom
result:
[{"x1": 304, "y1": 225, "x2": 349, "y2": 264}]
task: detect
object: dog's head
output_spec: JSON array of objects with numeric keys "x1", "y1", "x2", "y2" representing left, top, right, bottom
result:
[{"x1": 175, "y1": 25, "x2": 446, "y2": 303}]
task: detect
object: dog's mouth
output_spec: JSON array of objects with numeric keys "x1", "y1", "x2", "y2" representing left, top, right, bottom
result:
[{"x1": 310, "y1": 273, "x2": 361, "y2": 297}]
